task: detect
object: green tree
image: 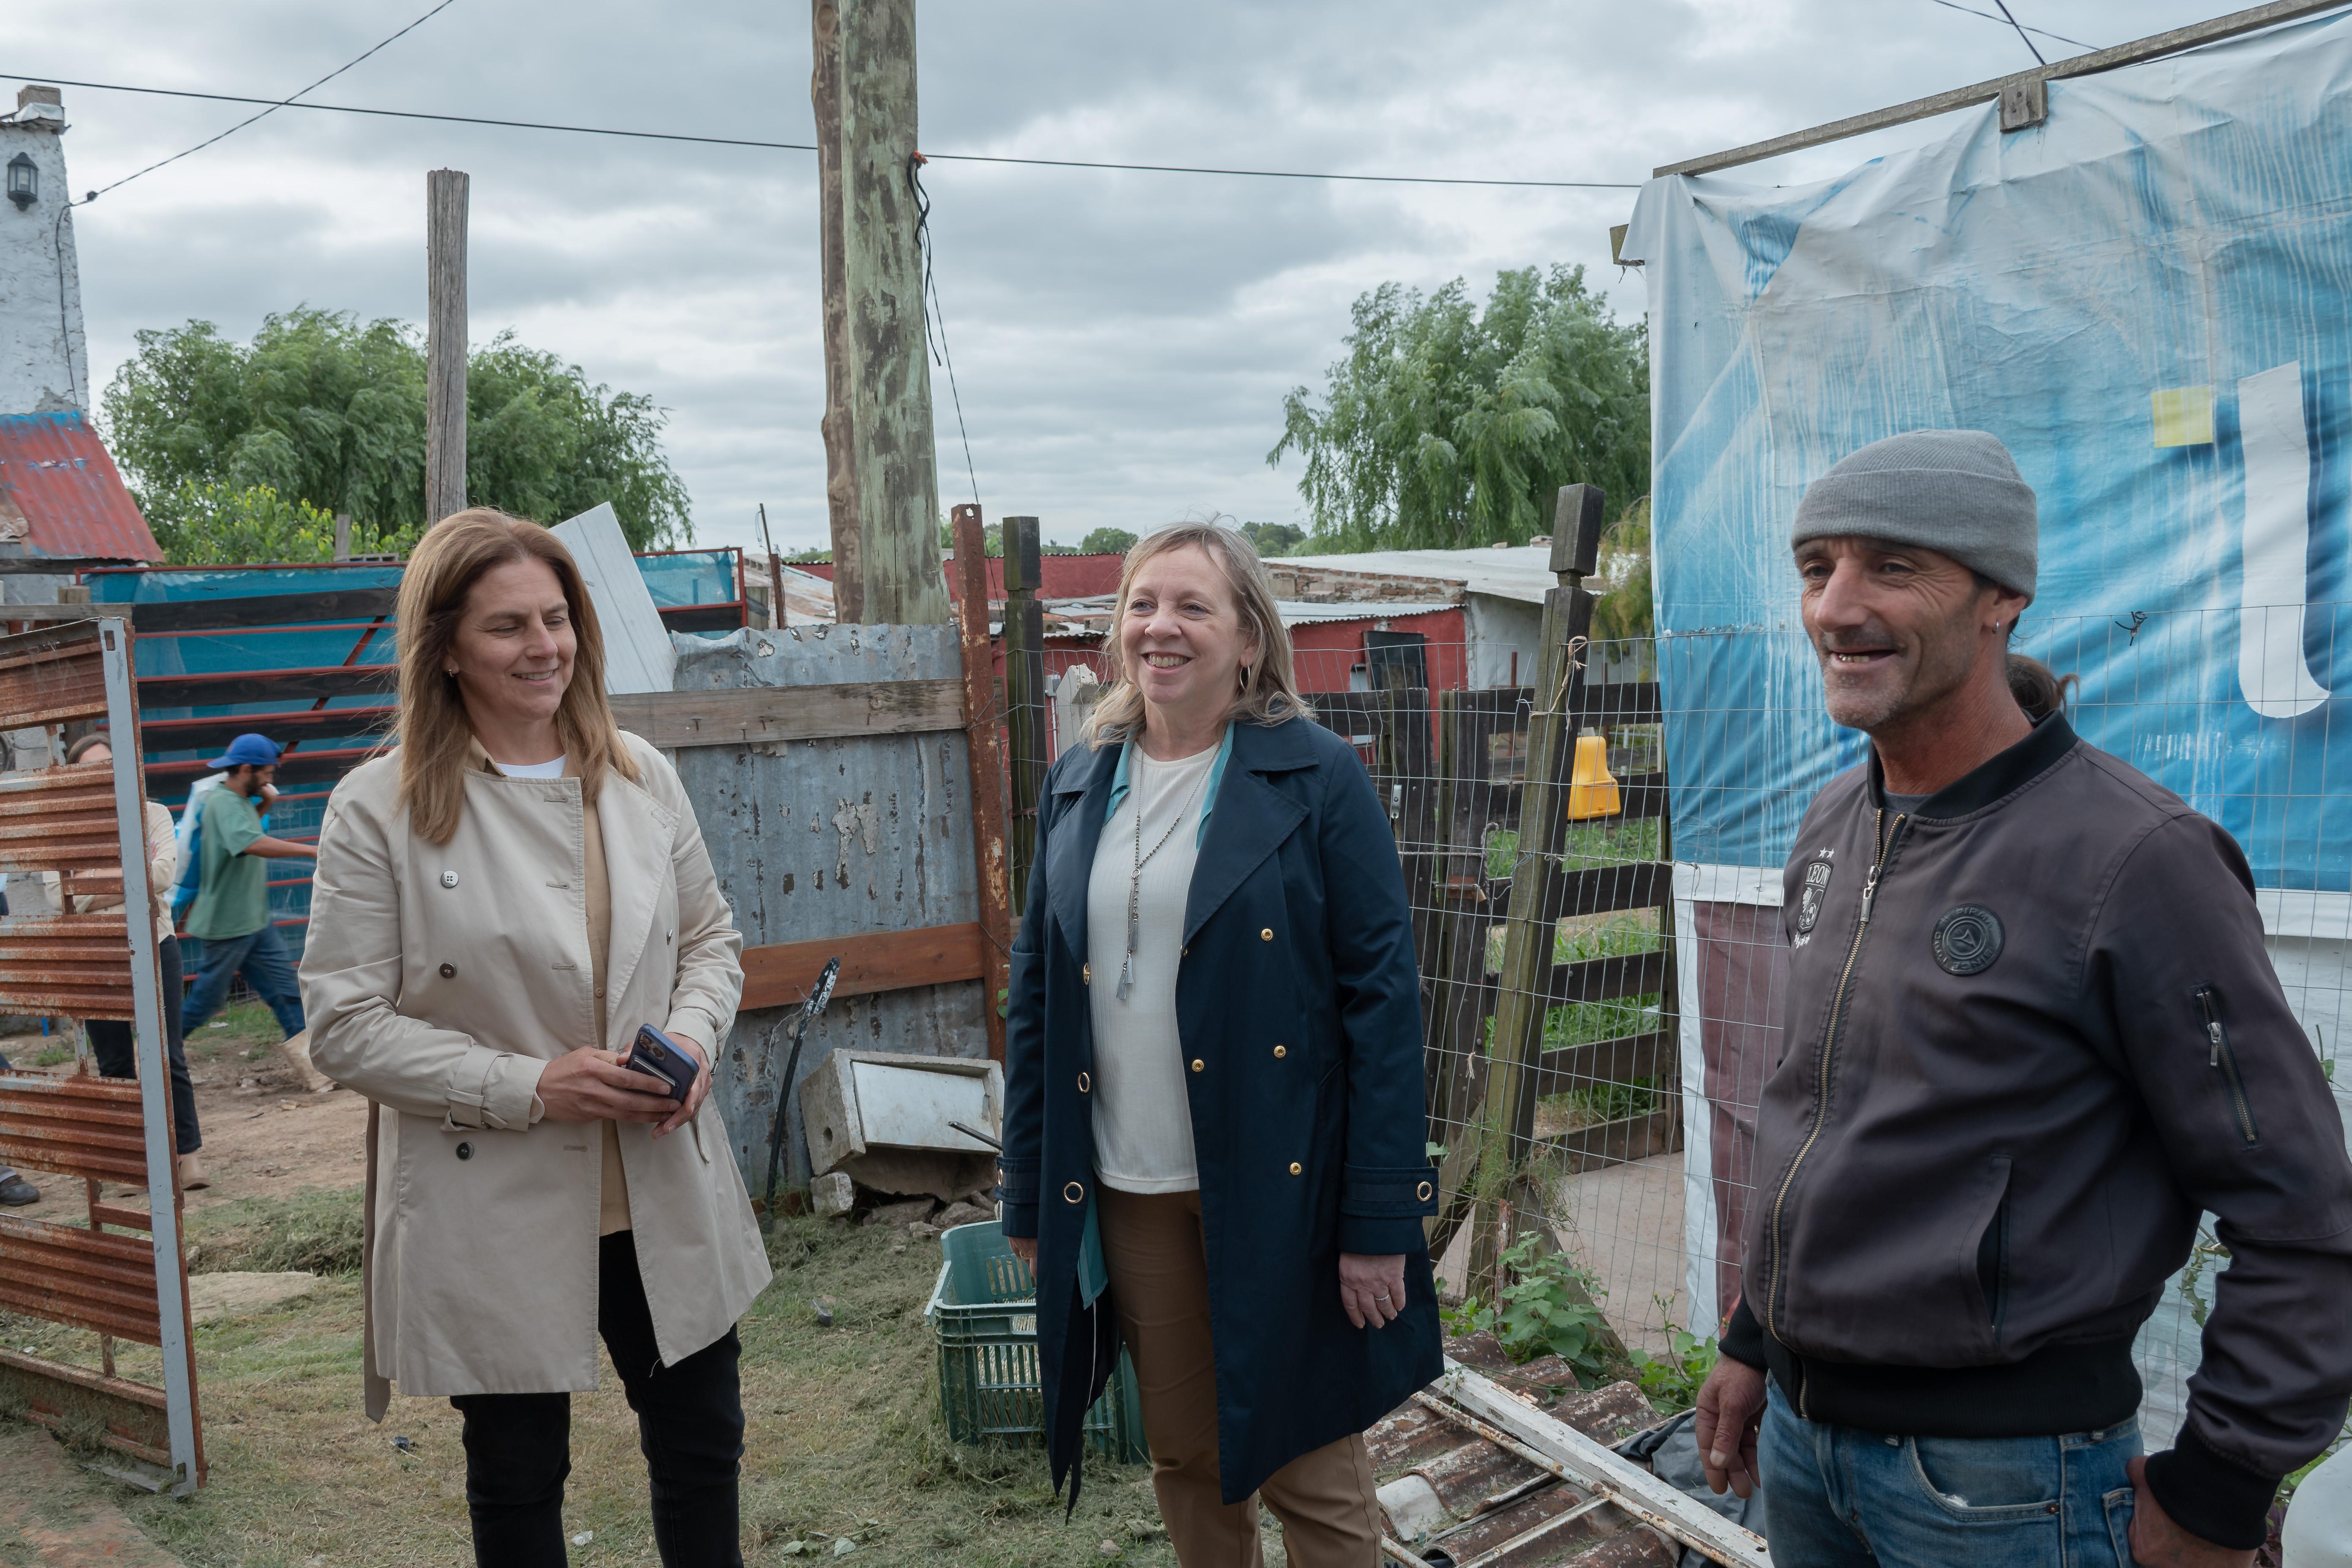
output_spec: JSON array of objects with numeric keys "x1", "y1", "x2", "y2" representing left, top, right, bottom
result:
[
  {"x1": 102, "y1": 307, "x2": 690, "y2": 561},
  {"x1": 1240, "y1": 520, "x2": 1307, "y2": 556},
  {"x1": 1079, "y1": 526, "x2": 1138, "y2": 556},
  {"x1": 147, "y1": 482, "x2": 418, "y2": 566},
  {"x1": 1268, "y1": 266, "x2": 1648, "y2": 551}
]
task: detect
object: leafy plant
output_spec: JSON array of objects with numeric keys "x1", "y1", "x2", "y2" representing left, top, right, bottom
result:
[
  {"x1": 1079, "y1": 526, "x2": 1138, "y2": 556},
  {"x1": 1446, "y1": 1232, "x2": 1614, "y2": 1383},
  {"x1": 1628, "y1": 1295, "x2": 1718, "y2": 1413}
]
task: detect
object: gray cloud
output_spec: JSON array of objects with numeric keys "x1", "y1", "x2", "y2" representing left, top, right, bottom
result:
[{"x1": 12, "y1": 0, "x2": 2224, "y2": 550}]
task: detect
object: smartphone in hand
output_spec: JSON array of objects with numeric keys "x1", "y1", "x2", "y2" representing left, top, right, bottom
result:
[{"x1": 623, "y1": 1024, "x2": 700, "y2": 1104}]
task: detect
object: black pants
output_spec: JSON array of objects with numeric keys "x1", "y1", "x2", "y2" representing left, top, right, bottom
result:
[
  {"x1": 450, "y1": 1232, "x2": 745, "y2": 1568},
  {"x1": 86, "y1": 936, "x2": 200, "y2": 1155}
]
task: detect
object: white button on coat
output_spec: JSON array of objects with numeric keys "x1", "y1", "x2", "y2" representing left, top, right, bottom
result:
[{"x1": 441, "y1": 871, "x2": 459, "y2": 888}]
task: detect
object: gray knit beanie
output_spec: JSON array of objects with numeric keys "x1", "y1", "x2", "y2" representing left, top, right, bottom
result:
[{"x1": 1790, "y1": 430, "x2": 2038, "y2": 597}]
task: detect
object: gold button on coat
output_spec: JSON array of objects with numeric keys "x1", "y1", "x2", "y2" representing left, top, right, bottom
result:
[
  {"x1": 1272, "y1": 1045, "x2": 1286, "y2": 1059},
  {"x1": 1082, "y1": 962, "x2": 1092, "y2": 984},
  {"x1": 1077, "y1": 1072, "x2": 1091, "y2": 1094},
  {"x1": 1190, "y1": 1059, "x2": 1205, "y2": 1073},
  {"x1": 1288, "y1": 1162, "x2": 1303, "y2": 1176},
  {"x1": 1260, "y1": 928, "x2": 1274, "y2": 942}
]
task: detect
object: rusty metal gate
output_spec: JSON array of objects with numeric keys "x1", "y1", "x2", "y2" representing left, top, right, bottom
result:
[{"x1": 0, "y1": 617, "x2": 200, "y2": 1490}]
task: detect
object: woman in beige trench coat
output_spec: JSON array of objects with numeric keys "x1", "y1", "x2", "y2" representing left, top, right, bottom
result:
[{"x1": 299, "y1": 509, "x2": 769, "y2": 1568}]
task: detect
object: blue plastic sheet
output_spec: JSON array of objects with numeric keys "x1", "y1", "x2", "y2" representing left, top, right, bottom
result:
[{"x1": 1622, "y1": 11, "x2": 2352, "y2": 888}]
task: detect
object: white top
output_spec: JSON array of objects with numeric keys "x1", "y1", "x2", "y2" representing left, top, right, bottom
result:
[
  {"x1": 1086, "y1": 741, "x2": 1217, "y2": 1192},
  {"x1": 492, "y1": 755, "x2": 567, "y2": 779}
]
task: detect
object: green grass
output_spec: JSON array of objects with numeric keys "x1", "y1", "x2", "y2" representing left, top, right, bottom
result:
[
  {"x1": 0, "y1": 1194, "x2": 1197, "y2": 1566},
  {"x1": 184, "y1": 1000, "x2": 288, "y2": 1070},
  {"x1": 1482, "y1": 817, "x2": 1662, "y2": 880}
]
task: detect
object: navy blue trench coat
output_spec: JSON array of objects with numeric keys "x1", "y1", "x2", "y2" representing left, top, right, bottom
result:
[{"x1": 999, "y1": 714, "x2": 1442, "y2": 1506}]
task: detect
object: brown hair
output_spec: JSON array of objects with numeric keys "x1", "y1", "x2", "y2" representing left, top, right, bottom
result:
[
  {"x1": 1081, "y1": 522, "x2": 1310, "y2": 749},
  {"x1": 64, "y1": 733, "x2": 112, "y2": 765},
  {"x1": 396, "y1": 509, "x2": 638, "y2": 844},
  {"x1": 2007, "y1": 653, "x2": 2077, "y2": 724}
]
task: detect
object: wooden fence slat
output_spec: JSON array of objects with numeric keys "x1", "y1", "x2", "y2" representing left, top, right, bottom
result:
[
  {"x1": 1541, "y1": 948, "x2": 1669, "y2": 1007},
  {"x1": 609, "y1": 679, "x2": 967, "y2": 750},
  {"x1": 739, "y1": 922, "x2": 987, "y2": 1012},
  {"x1": 1527, "y1": 1031, "x2": 1674, "y2": 1095}
]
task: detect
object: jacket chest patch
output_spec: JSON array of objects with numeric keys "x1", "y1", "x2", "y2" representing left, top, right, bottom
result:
[
  {"x1": 1796, "y1": 858, "x2": 1835, "y2": 934},
  {"x1": 1932, "y1": 904, "x2": 2004, "y2": 976}
]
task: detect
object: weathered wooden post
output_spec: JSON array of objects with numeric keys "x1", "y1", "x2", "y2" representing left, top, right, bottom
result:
[
  {"x1": 950, "y1": 503, "x2": 1013, "y2": 1061},
  {"x1": 810, "y1": 0, "x2": 950, "y2": 626},
  {"x1": 425, "y1": 169, "x2": 468, "y2": 524},
  {"x1": 1002, "y1": 516, "x2": 1048, "y2": 914},
  {"x1": 1465, "y1": 485, "x2": 1610, "y2": 1301}
]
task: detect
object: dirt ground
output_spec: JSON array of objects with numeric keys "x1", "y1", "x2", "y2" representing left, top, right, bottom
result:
[{"x1": 1, "y1": 1001, "x2": 367, "y2": 1214}]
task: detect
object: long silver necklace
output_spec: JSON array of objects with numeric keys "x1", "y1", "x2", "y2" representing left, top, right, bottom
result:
[{"x1": 1119, "y1": 754, "x2": 1211, "y2": 1001}]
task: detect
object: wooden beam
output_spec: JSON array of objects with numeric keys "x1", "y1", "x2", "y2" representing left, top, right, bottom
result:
[
  {"x1": 426, "y1": 168, "x2": 468, "y2": 523},
  {"x1": 739, "y1": 921, "x2": 986, "y2": 1012},
  {"x1": 0, "y1": 559, "x2": 149, "y2": 576},
  {"x1": 811, "y1": 0, "x2": 861, "y2": 616},
  {"x1": 1541, "y1": 948, "x2": 1669, "y2": 1007},
  {"x1": 950, "y1": 503, "x2": 1012, "y2": 1063},
  {"x1": 608, "y1": 678, "x2": 963, "y2": 750},
  {"x1": 811, "y1": 0, "x2": 950, "y2": 626},
  {"x1": 1529, "y1": 1030, "x2": 1674, "y2": 1096},
  {"x1": 1655, "y1": 0, "x2": 2352, "y2": 178}
]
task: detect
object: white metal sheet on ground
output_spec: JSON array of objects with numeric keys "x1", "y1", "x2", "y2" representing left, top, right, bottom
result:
[
  {"x1": 555, "y1": 502, "x2": 674, "y2": 694},
  {"x1": 849, "y1": 1061, "x2": 994, "y2": 1152}
]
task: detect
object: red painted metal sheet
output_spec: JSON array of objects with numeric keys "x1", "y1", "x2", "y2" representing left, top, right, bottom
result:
[{"x1": 0, "y1": 413, "x2": 160, "y2": 564}]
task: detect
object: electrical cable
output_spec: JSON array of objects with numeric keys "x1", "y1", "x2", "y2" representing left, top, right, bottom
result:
[
  {"x1": 1921, "y1": 0, "x2": 2096, "y2": 54},
  {"x1": 0, "y1": 71, "x2": 1643, "y2": 190},
  {"x1": 908, "y1": 153, "x2": 981, "y2": 508},
  {"x1": 1990, "y1": 0, "x2": 2050, "y2": 65},
  {"x1": 80, "y1": 0, "x2": 464, "y2": 203}
]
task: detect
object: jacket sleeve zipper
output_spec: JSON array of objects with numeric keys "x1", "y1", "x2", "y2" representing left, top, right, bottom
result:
[
  {"x1": 1765, "y1": 809, "x2": 1904, "y2": 1375},
  {"x1": 2194, "y1": 986, "x2": 2260, "y2": 1145}
]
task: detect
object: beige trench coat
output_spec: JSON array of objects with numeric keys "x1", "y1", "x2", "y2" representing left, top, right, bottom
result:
[{"x1": 299, "y1": 733, "x2": 768, "y2": 1417}]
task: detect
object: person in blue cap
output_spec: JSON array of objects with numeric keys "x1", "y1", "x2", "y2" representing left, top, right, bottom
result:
[{"x1": 179, "y1": 734, "x2": 314, "y2": 1048}]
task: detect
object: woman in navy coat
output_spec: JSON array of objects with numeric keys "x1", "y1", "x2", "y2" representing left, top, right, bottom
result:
[{"x1": 999, "y1": 523, "x2": 1440, "y2": 1566}]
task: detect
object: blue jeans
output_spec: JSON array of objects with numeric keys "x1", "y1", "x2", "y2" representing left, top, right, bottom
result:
[
  {"x1": 180, "y1": 923, "x2": 307, "y2": 1041},
  {"x1": 1759, "y1": 1382, "x2": 2140, "y2": 1565}
]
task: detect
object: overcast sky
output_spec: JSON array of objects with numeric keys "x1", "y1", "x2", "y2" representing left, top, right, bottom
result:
[{"x1": 7, "y1": 0, "x2": 2245, "y2": 552}]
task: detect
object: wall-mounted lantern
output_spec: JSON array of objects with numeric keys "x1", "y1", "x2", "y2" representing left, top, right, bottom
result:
[{"x1": 5, "y1": 154, "x2": 33, "y2": 210}]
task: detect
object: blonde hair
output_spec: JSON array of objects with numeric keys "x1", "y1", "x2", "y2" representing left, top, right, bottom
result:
[
  {"x1": 1081, "y1": 523, "x2": 1309, "y2": 749},
  {"x1": 395, "y1": 509, "x2": 640, "y2": 845}
]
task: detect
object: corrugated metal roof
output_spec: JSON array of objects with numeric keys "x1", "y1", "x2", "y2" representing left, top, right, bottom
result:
[
  {"x1": 0, "y1": 411, "x2": 159, "y2": 563},
  {"x1": 1268, "y1": 547, "x2": 1560, "y2": 604}
]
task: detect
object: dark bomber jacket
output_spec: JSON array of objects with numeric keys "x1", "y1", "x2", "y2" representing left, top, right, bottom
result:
[{"x1": 1720, "y1": 713, "x2": 2352, "y2": 1549}]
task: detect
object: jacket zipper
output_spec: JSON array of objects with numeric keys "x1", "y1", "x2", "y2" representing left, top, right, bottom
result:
[
  {"x1": 1765, "y1": 807, "x2": 1905, "y2": 1412},
  {"x1": 2195, "y1": 986, "x2": 2260, "y2": 1145}
]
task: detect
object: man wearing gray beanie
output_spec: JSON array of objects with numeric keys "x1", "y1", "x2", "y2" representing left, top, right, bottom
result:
[{"x1": 1688, "y1": 430, "x2": 2352, "y2": 1565}]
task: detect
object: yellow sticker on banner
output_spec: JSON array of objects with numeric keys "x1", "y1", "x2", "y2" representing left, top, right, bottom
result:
[{"x1": 2152, "y1": 386, "x2": 2216, "y2": 448}]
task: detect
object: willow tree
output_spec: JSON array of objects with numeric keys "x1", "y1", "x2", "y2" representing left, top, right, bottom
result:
[{"x1": 1268, "y1": 265, "x2": 1648, "y2": 552}]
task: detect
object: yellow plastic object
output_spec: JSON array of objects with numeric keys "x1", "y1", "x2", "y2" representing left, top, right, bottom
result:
[{"x1": 1566, "y1": 733, "x2": 1622, "y2": 820}]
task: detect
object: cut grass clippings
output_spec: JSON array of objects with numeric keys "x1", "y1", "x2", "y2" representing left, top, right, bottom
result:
[{"x1": 0, "y1": 1195, "x2": 1186, "y2": 1566}]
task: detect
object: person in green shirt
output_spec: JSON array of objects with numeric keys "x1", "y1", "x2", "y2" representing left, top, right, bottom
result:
[{"x1": 180, "y1": 735, "x2": 312, "y2": 1042}]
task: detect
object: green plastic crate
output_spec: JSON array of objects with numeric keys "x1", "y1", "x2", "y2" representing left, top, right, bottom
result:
[{"x1": 926, "y1": 1222, "x2": 1149, "y2": 1464}]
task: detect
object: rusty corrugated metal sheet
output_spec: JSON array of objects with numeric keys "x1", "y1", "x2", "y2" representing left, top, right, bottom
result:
[{"x1": 0, "y1": 411, "x2": 160, "y2": 564}]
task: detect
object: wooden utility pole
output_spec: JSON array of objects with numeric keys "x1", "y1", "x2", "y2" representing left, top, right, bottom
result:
[
  {"x1": 810, "y1": 0, "x2": 950, "y2": 626},
  {"x1": 949, "y1": 503, "x2": 1012, "y2": 1061},
  {"x1": 1002, "y1": 517, "x2": 1048, "y2": 914},
  {"x1": 425, "y1": 169, "x2": 469, "y2": 523}
]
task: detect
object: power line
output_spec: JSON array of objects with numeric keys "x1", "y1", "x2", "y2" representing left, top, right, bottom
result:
[
  {"x1": 0, "y1": 71, "x2": 1643, "y2": 191},
  {"x1": 1921, "y1": 0, "x2": 2099, "y2": 52},
  {"x1": 1991, "y1": 0, "x2": 2050, "y2": 65},
  {"x1": 81, "y1": 1, "x2": 464, "y2": 202}
]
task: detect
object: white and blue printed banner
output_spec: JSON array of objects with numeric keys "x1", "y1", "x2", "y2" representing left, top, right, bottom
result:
[{"x1": 1622, "y1": 11, "x2": 2352, "y2": 890}]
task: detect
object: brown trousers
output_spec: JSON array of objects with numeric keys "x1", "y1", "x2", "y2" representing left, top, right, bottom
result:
[{"x1": 1096, "y1": 1185, "x2": 1383, "y2": 1568}]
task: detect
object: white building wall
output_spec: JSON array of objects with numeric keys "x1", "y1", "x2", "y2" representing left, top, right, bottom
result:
[{"x1": 0, "y1": 102, "x2": 88, "y2": 416}]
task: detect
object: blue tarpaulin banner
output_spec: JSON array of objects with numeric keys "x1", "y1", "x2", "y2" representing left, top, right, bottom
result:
[{"x1": 1622, "y1": 11, "x2": 2352, "y2": 888}]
